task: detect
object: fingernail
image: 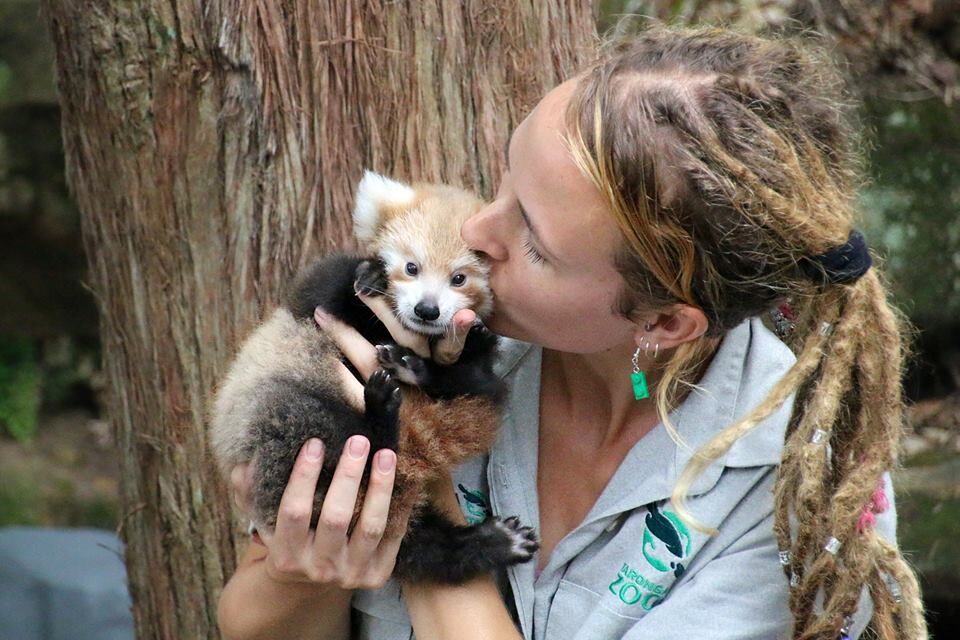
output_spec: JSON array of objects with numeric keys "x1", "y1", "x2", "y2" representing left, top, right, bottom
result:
[
  {"x1": 348, "y1": 435, "x2": 369, "y2": 459},
  {"x1": 305, "y1": 438, "x2": 323, "y2": 461},
  {"x1": 314, "y1": 307, "x2": 330, "y2": 326},
  {"x1": 377, "y1": 449, "x2": 396, "y2": 472}
]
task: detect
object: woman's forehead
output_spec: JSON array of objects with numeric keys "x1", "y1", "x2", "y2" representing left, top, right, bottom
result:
[{"x1": 510, "y1": 81, "x2": 618, "y2": 267}]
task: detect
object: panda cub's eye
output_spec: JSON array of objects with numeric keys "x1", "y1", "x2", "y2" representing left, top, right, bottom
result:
[
  {"x1": 451, "y1": 273, "x2": 466, "y2": 287},
  {"x1": 405, "y1": 263, "x2": 419, "y2": 276}
]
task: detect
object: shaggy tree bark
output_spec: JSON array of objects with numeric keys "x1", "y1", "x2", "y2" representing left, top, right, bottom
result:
[{"x1": 40, "y1": 1, "x2": 595, "y2": 638}]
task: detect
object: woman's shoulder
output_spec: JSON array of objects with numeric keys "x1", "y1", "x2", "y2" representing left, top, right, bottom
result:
[{"x1": 669, "y1": 317, "x2": 797, "y2": 471}]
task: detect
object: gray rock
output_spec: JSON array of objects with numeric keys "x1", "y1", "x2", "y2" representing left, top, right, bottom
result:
[{"x1": 0, "y1": 526, "x2": 133, "y2": 640}]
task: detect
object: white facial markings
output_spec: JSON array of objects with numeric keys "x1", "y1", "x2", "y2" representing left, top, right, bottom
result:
[{"x1": 378, "y1": 247, "x2": 476, "y2": 335}]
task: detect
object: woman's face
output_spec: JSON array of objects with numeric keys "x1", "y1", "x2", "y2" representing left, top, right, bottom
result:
[{"x1": 461, "y1": 80, "x2": 641, "y2": 353}]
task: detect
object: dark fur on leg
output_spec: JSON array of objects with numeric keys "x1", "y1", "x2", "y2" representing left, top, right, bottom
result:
[
  {"x1": 377, "y1": 328, "x2": 504, "y2": 401},
  {"x1": 394, "y1": 504, "x2": 539, "y2": 584},
  {"x1": 251, "y1": 377, "x2": 376, "y2": 532},
  {"x1": 364, "y1": 370, "x2": 402, "y2": 453},
  {"x1": 285, "y1": 254, "x2": 394, "y2": 346},
  {"x1": 353, "y1": 259, "x2": 390, "y2": 298}
]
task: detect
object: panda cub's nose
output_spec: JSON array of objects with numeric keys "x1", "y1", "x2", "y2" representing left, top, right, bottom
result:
[{"x1": 414, "y1": 301, "x2": 440, "y2": 321}]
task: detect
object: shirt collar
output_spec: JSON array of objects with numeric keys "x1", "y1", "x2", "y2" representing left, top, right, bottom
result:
[
  {"x1": 594, "y1": 317, "x2": 797, "y2": 521},
  {"x1": 491, "y1": 318, "x2": 797, "y2": 527}
]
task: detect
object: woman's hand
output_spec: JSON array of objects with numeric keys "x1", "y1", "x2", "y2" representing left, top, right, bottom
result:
[
  {"x1": 258, "y1": 436, "x2": 408, "y2": 588},
  {"x1": 223, "y1": 305, "x2": 416, "y2": 590},
  {"x1": 229, "y1": 436, "x2": 408, "y2": 589},
  {"x1": 226, "y1": 305, "x2": 475, "y2": 590}
]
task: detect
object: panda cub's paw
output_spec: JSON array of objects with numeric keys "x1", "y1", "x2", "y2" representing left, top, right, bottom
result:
[
  {"x1": 376, "y1": 344, "x2": 430, "y2": 386},
  {"x1": 354, "y1": 259, "x2": 389, "y2": 297},
  {"x1": 486, "y1": 516, "x2": 540, "y2": 565},
  {"x1": 364, "y1": 370, "x2": 401, "y2": 448}
]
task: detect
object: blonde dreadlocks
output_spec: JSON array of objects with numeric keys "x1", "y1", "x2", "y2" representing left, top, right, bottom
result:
[{"x1": 564, "y1": 25, "x2": 926, "y2": 640}]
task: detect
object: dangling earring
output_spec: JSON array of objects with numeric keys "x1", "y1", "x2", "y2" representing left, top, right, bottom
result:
[
  {"x1": 632, "y1": 321, "x2": 658, "y2": 401},
  {"x1": 631, "y1": 345, "x2": 649, "y2": 400}
]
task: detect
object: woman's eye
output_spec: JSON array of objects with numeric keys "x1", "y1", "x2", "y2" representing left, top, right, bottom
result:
[
  {"x1": 521, "y1": 235, "x2": 545, "y2": 265},
  {"x1": 405, "y1": 263, "x2": 419, "y2": 276},
  {"x1": 451, "y1": 273, "x2": 466, "y2": 287}
]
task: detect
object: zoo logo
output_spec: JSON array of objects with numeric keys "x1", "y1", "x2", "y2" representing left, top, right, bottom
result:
[
  {"x1": 457, "y1": 484, "x2": 490, "y2": 525},
  {"x1": 641, "y1": 502, "x2": 691, "y2": 579},
  {"x1": 608, "y1": 502, "x2": 692, "y2": 610}
]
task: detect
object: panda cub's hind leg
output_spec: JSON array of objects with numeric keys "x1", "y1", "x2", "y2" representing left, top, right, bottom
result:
[{"x1": 394, "y1": 505, "x2": 539, "y2": 584}]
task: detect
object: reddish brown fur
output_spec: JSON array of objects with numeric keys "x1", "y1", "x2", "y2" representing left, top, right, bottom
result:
[{"x1": 349, "y1": 390, "x2": 501, "y2": 539}]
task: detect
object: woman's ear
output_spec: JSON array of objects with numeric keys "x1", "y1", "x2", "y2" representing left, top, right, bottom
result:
[{"x1": 633, "y1": 304, "x2": 709, "y2": 350}]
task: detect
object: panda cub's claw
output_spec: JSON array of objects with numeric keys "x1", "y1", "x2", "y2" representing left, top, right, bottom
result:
[
  {"x1": 354, "y1": 259, "x2": 389, "y2": 297},
  {"x1": 487, "y1": 516, "x2": 540, "y2": 565},
  {"x1": 364, "y1": 370, "x2": 401, "y2": 448},
  {"x1": 377, "y1": 344, "x2": 430, "y2": 386}
]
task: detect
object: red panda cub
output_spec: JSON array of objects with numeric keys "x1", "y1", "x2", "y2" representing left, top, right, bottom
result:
[{"x1": 209, "y1": 172, "x2": 538, "y2": 583}]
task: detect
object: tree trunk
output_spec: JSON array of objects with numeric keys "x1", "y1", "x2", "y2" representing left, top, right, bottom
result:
[{"x1": 40, "y1": 1, "x2": 595, "y2": 638}]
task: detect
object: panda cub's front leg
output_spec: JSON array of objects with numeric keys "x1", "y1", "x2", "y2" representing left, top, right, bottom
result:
[
  {"x1": 377, "y1": 340, "x2": 501, "y2": 401},
  {"x1": 376, "y1": 344, "x2": 431, "y2": 387},
  {"x1": 354, "y1": 258, "x2": 390, "y2": 297},
  {"x1": 363, "y1": 369, "x2": 402, "y2": 453}
]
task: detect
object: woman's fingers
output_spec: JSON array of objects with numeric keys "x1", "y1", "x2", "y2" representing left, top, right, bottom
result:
[
  {"x1": 368, "y1": 501, "x2": 411, "y2": 580},
  {"x1": 269, "y1": 438, "x2": 325, "y2": 556},
  {"x1": 312, "y1": 435, "x2": 370, "y2": 557},
  {"x1": 357, "y1": 293, "x2": 431, "y2": 358},
  {"x1": 334, "y1": 360, "x2": 366, "y2": 412},
  {"x1": 346, "y1": 449, "x2": 397, "y2": 564},
  {"x1": 433, "y1": 308, "x2": 477, "y2": 365},
  {"x1": 454, "y1": 308, "x2": 477, "y2": 330},
  {"x1": 315, "y1": 307, "x2": 379, "y2": 380}
]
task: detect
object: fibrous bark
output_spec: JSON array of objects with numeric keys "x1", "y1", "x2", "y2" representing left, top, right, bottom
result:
[{"x1": 40, "y1": 1, "x2": 595, "y2": 637}]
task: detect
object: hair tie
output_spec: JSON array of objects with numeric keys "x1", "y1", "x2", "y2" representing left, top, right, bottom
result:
[{"x1": 801, "y1": 230, "x2": 872, "y2": 285}]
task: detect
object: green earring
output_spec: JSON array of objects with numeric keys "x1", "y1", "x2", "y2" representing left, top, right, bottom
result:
[{"x1": 631, "y1": 345, "x2": 649, "y2": 400}]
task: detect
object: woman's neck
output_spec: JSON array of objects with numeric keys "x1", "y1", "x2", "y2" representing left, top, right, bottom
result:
[{"x1": 540, "y1": 344, "x2": 662, "y2": 450}]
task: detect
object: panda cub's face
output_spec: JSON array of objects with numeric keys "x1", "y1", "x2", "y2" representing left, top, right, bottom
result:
[{"x1": 353, "y1": 172, "x2": 493, "y2": 336}]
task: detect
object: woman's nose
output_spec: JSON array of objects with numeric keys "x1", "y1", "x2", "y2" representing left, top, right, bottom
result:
[{"x1": 462, "y1": 200, "x2": 509, "y2": 262}]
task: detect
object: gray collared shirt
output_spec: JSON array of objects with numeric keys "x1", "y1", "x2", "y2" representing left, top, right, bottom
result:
[{"x1": 351, "y1": 317, "x2": 897, "y2": 639}]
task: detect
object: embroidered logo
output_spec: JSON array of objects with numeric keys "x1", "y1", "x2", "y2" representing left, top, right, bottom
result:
[
  {"x1": 456, "y1": 483, "x2": 490, "y2": 525},
  {"x1": 641, "y1": 502, "x2": 691, "y2": 579},
  {"x1": 608, "y1": 502, "x2": 692, "y2": 610},
  {"x1": 609, "y1": 563, "x2": 668, "y2": 610}
]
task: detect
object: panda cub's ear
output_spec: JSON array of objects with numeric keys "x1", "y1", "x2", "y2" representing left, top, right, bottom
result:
[{"x1": 353, "y1": 171, "x2": 417, "y2": 247}]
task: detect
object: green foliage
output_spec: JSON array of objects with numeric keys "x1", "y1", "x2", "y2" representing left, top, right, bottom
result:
[
  {"x1": 0, "y1": 468, "x2": 40, "y2": 525},
  {"x1": 0, "y1": 465, "x2": 118, "y2": 529},
  {"x1": 903, "y1": 447, "x2": 957, "y2": 468},
  {"x1": 46, "y1": 478, "x2": 118, "y2": 530},
  {"x1": 859, "y1": 99, "x2": 960, "y2": 326},
  {"x1": 0, "y1": 336, "x2": 41, "y2": 442},
  {"x1": 896, "y1": 492, "x2": 960, "y2": 582}
]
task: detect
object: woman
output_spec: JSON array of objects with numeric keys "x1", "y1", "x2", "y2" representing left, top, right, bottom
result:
[{"x1": 217, "y1": 26, "x2": 926, "y2": 640}]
